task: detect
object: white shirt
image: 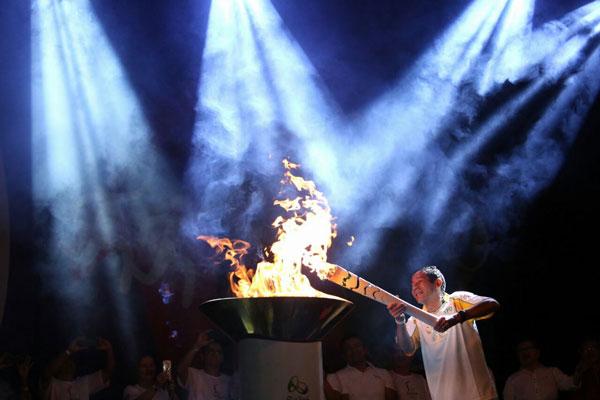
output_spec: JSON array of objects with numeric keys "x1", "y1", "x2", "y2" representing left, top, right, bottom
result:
[
  {"x1": 123, "y1": 384, "x2": 170, "y2": 400},
  {"x1": 503, "y1": 366, "x2": 576, "y2": 400},
  {"x1": 183, "y1": 368, "x2": 232, "y2": 400},
  {"x1": 405, "y1": 291, "x2": 498, "y2": 400},
  {"x1": 326, "y1": 363, "x2": 395, "y2": 400},
  {"x1": 47, "y1": 370, "x2": 107, "y2": 400},
  {"x1": 391, "y1": 372, "x2": 432, "y2": 400}
]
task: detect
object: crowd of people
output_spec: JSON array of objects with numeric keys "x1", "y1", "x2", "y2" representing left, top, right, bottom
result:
[{"x1": 1, "y1": 266, "x2": 598, "y2": 399}]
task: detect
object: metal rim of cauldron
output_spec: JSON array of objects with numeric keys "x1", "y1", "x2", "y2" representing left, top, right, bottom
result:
[{"x1": 199, "y1": 296, "x2": 353, "y2": 342}]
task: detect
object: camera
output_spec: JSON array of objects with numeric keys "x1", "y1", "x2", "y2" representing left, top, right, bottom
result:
[{"x1": 162, "y1": 360, "x2": 172, "y2": 378}]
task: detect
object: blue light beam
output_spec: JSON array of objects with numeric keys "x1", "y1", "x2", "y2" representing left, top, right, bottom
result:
[
  {"x1": 32, "y1": 0, "x2": 184, "y2": 349},
  {"x1": 185, "y1": 0, "x2": 344, "y2": 243}
]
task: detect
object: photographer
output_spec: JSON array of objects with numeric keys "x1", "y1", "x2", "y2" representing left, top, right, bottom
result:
[
  {"x1": 43, "y1": 337, "x2": 114, "y2": 400},
  {"x1": 124, "y1": 355, "x2": 179, "y2": 400},
  {"x1": 177, "y1": 331, "x2": 234, "y2": 400}
]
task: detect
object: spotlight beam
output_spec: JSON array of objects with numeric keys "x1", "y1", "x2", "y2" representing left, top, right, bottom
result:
[
  {"x1": 32, "y1": 0, "x2": 186, "y2": 355},
  {"x1": 188, "y1": 0, "x2": 600, "y2": 273}
]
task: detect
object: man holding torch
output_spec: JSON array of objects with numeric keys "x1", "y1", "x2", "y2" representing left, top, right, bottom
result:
[{"x1": 387, "y1": 266, "x2": 500, "y2": 400}]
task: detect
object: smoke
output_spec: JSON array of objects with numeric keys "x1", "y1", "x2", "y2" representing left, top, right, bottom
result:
[
  {"x1": 186, "y1": 0, "x2": 600, "y2": 279},
  {"x1": 183, "y1": 0, "x2": 345, "y2": 248},
  {"x1": 26, "y1": 0, "x2": 600, "y2": 350},
  {"x1": 31, "y1": 0, "x2": 204, "y2": 353}
]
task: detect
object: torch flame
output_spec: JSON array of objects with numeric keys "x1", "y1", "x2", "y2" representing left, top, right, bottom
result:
[
  {"x1": 197, "y1": 161, "x2": 441, "y2": 327},
  {"x1": 198, "y1": 159, "x2": 338, "y2": 298}
]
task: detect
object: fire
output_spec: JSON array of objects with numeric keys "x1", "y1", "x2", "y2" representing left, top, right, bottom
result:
[{"x1": 198, "y1": 160, "x2": 339, "y2": 297}]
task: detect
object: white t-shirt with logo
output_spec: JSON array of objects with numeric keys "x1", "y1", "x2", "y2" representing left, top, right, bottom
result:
[
  {"x1": 47, "y1": 370, "x2": 107, "y2": 400},
  {"x1": 183, "y1": 368, "x2": 232, "y2": 400},
  {"x1": 391, "y1": 371, "x2": 432, "y2": 400},
  {"x1": 326, "y1": 363, "x2": 395, "y2": 400},
  {"x1": 405, "y1": 291, "x2": 498, "y2": 400}
]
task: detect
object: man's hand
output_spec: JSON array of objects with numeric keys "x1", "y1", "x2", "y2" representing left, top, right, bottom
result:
[
  {"x1": 96, "y1": 338, "x2": 113, "y2": 352},
  {"x1": 68, "y1": 337, "x2": 88, "y2": 353},
  {"x1": 434, "y1": 315, "x2": 460, "y2": 332},
  {"x1": 389, "y1": 302, "x2": 417, "y2": 354},
  {"x1": 17, "y1": 356, "x2": 33, "y2": 381},
  {"x1": 387, "y1": 302, "x2": 407, "y2": 320},
  {"x1": 193, "y1": 330, "x2": 214, "y2": 351}
]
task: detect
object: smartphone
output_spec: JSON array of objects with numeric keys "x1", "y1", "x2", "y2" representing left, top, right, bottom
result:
[{"x1": 162, "y1": 360, "x2": 172, "y2": 378}]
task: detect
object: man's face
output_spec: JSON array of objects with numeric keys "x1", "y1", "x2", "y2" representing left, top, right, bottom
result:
[
  {"x1": 580, "y1": 340, "x2": 599, "y2": 363},
  {"x1": 343, "y1": 337, "x2": 368, "y2": 367},
  {"x1": 517, "y1": 341, "x2": 540, "y2": 367},
  {"x1": 138, "y1": 356, "x2": 156, "y2": 382},
  {"x1": 411, "y1": 272, "x2": 439, "y2": 305},
  {"x1": 203, "y1": 342, "x2": 224, "y2": 369},
  {"x1": 56, "y1": 358, "x2": 76, "y2": 381}
]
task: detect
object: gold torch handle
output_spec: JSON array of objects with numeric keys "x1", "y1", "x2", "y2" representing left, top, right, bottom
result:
[{"x1": 327, "y1": 265, "x2": 440, "y2": 327}]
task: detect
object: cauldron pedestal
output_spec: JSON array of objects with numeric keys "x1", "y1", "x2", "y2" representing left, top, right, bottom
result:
[{"x1": 200, "y1": 296, "x2": 353, "y2": 400}]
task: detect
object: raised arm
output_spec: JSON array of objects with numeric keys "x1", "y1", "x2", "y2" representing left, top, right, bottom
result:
[
  {"x1": 16, "y1": 356, "x2": 33, "y2": 400},
  {"x1": 97, "y1": 338, "x2": 115, "y2": 383},
  {"x1": 44, "y1": 338, "x2": 84, "y2": 381},
  {"x1": 177, "y1": 331, "x2": 213, "y2": 385}
]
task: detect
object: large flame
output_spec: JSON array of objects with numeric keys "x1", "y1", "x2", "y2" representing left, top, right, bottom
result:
[{"x1": 198, "y1": 159, "x2": 339, "y2": 297}]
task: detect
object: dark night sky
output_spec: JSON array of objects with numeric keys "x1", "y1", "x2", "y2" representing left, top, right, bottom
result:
[{"x1": 1, "y1": 0, "x2": 599, "y2": 396}]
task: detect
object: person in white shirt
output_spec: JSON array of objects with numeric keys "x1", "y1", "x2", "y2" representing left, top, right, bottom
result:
[
  {"x1": 571, "y1": 338, "x2": 600, "y2": 399},
  {"x1": 503, "y1": 339, "x2": 579, "y2": 400},
  {"x1": 325, "y1": 335, "x2": 397, "y2": 400},
  {"x1": 390, "y1": 348, "x2": 431, "y2": 400},
  {"x1": 388, "y1": 265, "x2": 500, "y2": 400},
  {"x1": 123, "y1": 355, "x2": 177, "y2": 400},
  {"x1": 43, "y1": 337, "x2": 114, "y2": 400},
  {"x1": 177, "y1": 331, "x2": 234, "y2": 400}
]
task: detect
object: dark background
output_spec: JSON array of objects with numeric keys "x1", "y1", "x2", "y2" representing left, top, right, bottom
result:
[{"x1": 1, "y1": 0, "x2": 599, "y2": 397}]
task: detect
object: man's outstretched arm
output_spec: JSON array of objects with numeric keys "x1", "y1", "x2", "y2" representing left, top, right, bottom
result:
[{"x1": 435, "y1": 296, "x2": 500, "y2": 332}]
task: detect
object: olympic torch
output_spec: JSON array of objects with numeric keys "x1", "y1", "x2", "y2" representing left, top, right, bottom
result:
[{"x1": 325, "y1": 264, "x2": 439, "y2": 327}]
